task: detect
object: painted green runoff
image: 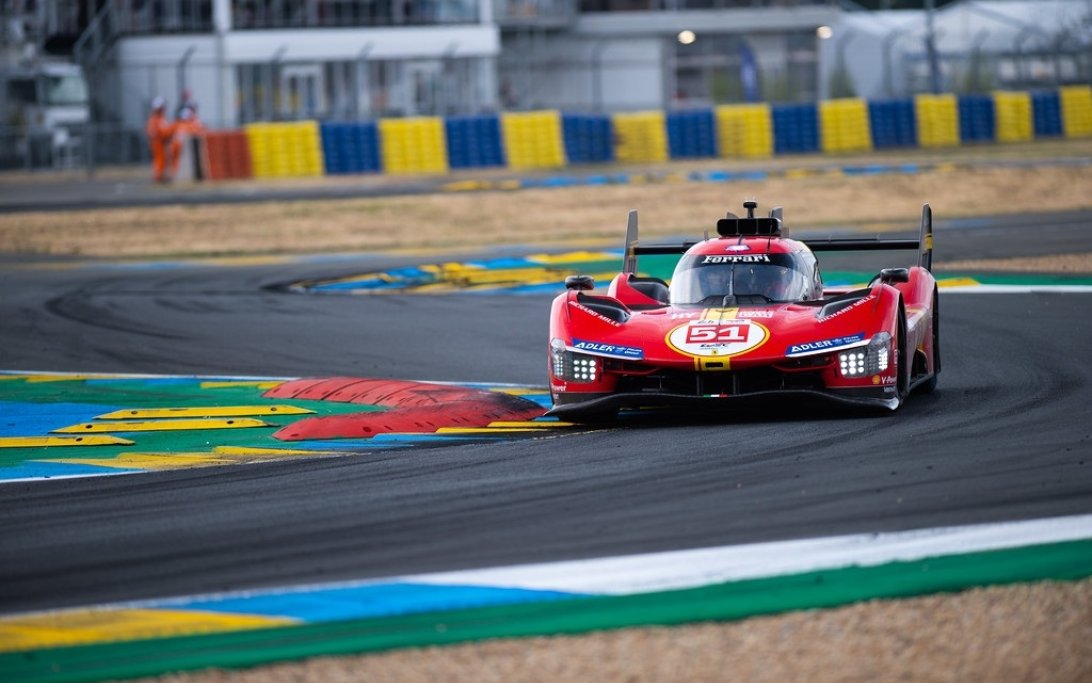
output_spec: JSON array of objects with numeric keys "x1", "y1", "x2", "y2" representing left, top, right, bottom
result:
[{"x1": 2, "y1": 539, "x2": 1089, "y2": 683}]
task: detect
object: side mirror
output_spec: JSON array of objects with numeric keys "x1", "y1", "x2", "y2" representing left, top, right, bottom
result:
[
  {"x1": 878, "y1": 268, "x2": 909, "y2": 284},
  {"x1": 565, "y1": 275, "x2": 595, "y2": 291}
]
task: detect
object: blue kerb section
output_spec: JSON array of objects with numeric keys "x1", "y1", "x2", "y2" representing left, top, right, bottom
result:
[
  {"x1": 868, "y1": 99, "x2": 917, "y2": 148},
  {"x1": 1031, "y1": 90, "x2": 1063, "y2": 137},
  {"x1": 0, "y1": 401, "x2": 122, "y2": 437},
  {"x1": 181, "y1": 582, "x2": 583, "y2": 623},
  {"x1": 320, "y1": 122, "x2": 381, "y2": 175},
  {"x1": 667, "y1": 109, "x2": 717, "y2": 159},
  {"x1": 445, "y1": 115, "x2": 505, "y2": 169},
  {"x1": 958, "y1": 94, "x2": 996, "y2": 142},
  {"x1": 562, "y1": 113, "x2": 614, "y2": 164},
  {"x1": 0, "y1": 461, "x2": 138, "y2": 480},
  {"x1": 772, "y1": 103, "x2": 819, "y2": 154}
]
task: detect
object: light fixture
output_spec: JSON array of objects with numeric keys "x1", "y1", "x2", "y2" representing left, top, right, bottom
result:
[
  {"x1": 816, "y1": 26, "x2": 833, "y2": 40},
  {"x1": 677, "y1": 30, "x2": 696, "y2": 45}
]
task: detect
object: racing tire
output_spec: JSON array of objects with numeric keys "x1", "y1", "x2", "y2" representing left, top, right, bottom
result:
[
  {"x1": 918, "y1": 288, "x2": 940, "y2": 394},
  {"x1": 896, "y1": 304, "x2": 910, "y2": 405}
]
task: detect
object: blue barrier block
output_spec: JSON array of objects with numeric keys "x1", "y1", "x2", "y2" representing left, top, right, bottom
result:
[
  {"x1": 868, "y1": 99, "x2": 917, "y2": 149},
  {"x1": 1031, "y1": 90, "x2": 1063, "y2": 137},
  {"x1": 667, "y1": 109, "x2": 717, "y2": 159},
  {"x1": 772, "y1": 103, "x2": 819, "y2": 155},
  {"x1": 563, "y1": 114, "x2": 613, "y2": 164},
  {"x1": 321, "y1": 122, "x2": 380, "y2": 174},
  {"x1": 445, "y1": 115, "x2": 504, "y2": 169},
  {"x1": 958, "y1": 94, "x2": 995, "y2": 142}
]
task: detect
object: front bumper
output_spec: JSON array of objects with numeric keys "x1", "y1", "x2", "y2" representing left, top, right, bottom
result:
[{"x1": 547, "y1": 386, "x2": 900, "y2": 419}]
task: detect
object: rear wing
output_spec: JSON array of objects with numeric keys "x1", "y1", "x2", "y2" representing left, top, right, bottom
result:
[
  {"x1": 622, "y1": 204, "x2": 933, "y2": 274},
  {"x1": 803, "y1": 204, "x2": 933, "y2": 271}
]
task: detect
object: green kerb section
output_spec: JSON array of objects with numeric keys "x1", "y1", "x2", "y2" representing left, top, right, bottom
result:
[{"x1": 3, "y1": 539, "x2": 1089, "y2": 683}]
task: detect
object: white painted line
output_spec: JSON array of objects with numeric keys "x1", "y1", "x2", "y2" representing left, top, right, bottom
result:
[
  {"x1": 407, "y1": 513, "x2": 1092, "y2": 595},
  {"x1": 941, "y1": 285, "x2": 1092, "y2": 293}
]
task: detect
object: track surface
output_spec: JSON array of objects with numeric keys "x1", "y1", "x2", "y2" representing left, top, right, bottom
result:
[{"x1": 1, "y1": 211, "x2": 1090, "y2": 615}]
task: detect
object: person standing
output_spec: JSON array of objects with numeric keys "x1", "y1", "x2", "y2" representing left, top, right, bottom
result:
[
  {"x1": 170, "y1": 104, "x2": 205, "y2": 179},
  {"x1": 145, "y1": 96, "x2": 176, "y2": 183}
]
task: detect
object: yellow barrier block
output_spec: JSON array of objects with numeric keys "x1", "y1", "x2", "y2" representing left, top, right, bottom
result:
[
  {"x1": 915, "y1": 94, "x2": 960, "y2": 148},
  {"x1": 53, "y1": 418, "x2": 271, "y2": 433},
  {"x1": 1060, "y1": 85, "x2": 1092, "y2": 138},
  {"x1": 0, "y1": 435, "x2": 134, "y2": 448},
  {"x1": 0, "y1": 609, "x2": 296, "y2": 653},
  {"x1": 244, "y1": 121, "x2": 324, "y2": 178},
  {"x1": 501, "y1": 111, "x2": 566, "y2": 170},
  {"x1": 378, "y1": 117, "x2": 449, "y2": 174},
  {"x1": 820, "y1": 98, "x2": 872, "y2": 153},
  {"x1": 95, "y1": 406, "x2": 313, "y2": 420},
  {"x1": 612, "y1": 111, "x2": 668, "y2": 164},
  {"x1": 993, "y1": 91, "x2": 1033, "y2": 143},
  {"x1": 716, "y1": 104, "x2": 773, "y2": 158}
]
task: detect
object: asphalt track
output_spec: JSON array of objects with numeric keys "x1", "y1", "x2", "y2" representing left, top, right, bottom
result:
[{"x1": 1, "y1": 211, "x2": 1091, "y2": 616}]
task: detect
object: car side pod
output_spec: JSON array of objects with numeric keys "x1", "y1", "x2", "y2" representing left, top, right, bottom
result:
[{"x1": 565, "y1": 275, "x2": 595, "y2": 291}]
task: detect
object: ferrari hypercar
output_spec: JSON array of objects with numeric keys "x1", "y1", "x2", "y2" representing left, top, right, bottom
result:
[{"x1": 547, "y1": 200, "x2": 939, "y2": 420}]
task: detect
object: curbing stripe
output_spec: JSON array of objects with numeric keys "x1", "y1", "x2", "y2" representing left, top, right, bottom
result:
[{"x1": 0, "y1": 538, "x2": 1088, "y2": 683}]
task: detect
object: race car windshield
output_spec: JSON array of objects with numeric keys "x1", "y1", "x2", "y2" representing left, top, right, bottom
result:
[{"x1": 669, "y1": 252, "x2": 811, "y2": 305}]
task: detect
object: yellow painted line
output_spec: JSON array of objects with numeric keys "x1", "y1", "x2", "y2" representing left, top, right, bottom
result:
[
  {"x1": 0, "y1": 375, "x2": 27, "y2": 381},
  {"x1": 53, "y1": 418, "x2": 271, "y2": 433},
  {"x1": 487, "y1": 421, "x2": 573, "y2": 429},
  {"x1": 527, "y1": 251, "x2": 620, "y2": 265},
  {"x1": 0, "y1": 608, "x2": 297, "y2": 653},
  {"x1": 47, "y1": 454, "x2": 236, "y2": 470},
  {"x1": 23, "y1": 374, "x2": 118, "y2": 383},
  {"x1": 0, "y1": 435, "x2": 135, "y2": 448},
  {"x1": 48, "y1": 447, "x2": 321, "y2": 470},
  {"x1": 937, "y1": 277, "x2": 981, "y2": 288},
  {"x1": 95, "y1": 405, "x2": 314, "y2": 420},
  {"x1": 214, "y1": 445, "x2": 319, "y2": 456},
  {"x1": 490, "y1": 387, "x2": 548, "y2": 396},
  {"x1": 435, "y1": 427, "x2": 551, "y2": 434},
  {"x1": 200, "y1": 381, "x2": 283, "y2": 390}
]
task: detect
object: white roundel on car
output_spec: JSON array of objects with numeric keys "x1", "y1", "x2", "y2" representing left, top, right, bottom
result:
[{"x1": 666, "y1": 320, "x2": 769, "y2": 357}]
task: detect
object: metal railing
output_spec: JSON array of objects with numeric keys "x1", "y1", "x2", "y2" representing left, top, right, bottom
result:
[{"x1": 0, "y1": 123, "x2": 145, "y2": 173}]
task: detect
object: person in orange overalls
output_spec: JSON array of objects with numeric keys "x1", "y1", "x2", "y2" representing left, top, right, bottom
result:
[
  {"x1": 170, "y1": 104, "x2": 206, "y2": 179},
  {"x1": 145, "y1": 97, "x2": 176, "y2": 183}
]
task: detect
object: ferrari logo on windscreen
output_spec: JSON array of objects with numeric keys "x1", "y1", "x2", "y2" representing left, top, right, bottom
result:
[{"x1": 666, "y1": 320, "x2": 769, "y2": 357}]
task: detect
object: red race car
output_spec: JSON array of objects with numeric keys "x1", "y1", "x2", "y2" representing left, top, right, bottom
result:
[{"x1": 547, "y1": 200, "x2": 939, "y2": 420}]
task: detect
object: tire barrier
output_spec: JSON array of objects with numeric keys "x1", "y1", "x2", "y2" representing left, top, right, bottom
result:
[
  {"x1": 187, "y1": 86, "x2": 1092, "y2": 181},
  {"x1": 562, "y1": 113, "x2": 613, "y2": 164},
  {"x1": 320, "y1": 122, "x2": 381, "y2": 175},
  {"x1": 715, "y1": 104, "x2": 773, "y2": 158},
  {"x1": 500, "y1": 110, "x2": 566, "y2": 170},
  {"x1": 445, "y1": 115, "x2": 505, "y2": 169},
  {"x1": 612, "y1": 110, "x2": 669, "y2": 164},
  {"x1": 378, "y1": 117, "x2": 448, "y2": 174}
]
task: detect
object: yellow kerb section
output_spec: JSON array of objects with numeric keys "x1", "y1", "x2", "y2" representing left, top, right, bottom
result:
[
  {"x1": 94, "y1": 405, "x2": 313, "y2": 419},
  {"x1": 47, "y1": 447, "x2": 318, "y2": 470},
  {"x1": 0, "y1": 609, "x2": 296, "y2": 653},
  {"x1": 0, "y1": 435, "x2": 134, "y2": 448},
  {"x1": 993, "y1": 91, "x2": 1033, "y2": 143},
  {"x1": 245, "y1": 121, "x2": 324, "y2": 178},
  {"x1": 1060, "y1": 85, "x2": 1092, "y2": 138},
  {"x1": 915, "y1": 94, "x2": 960, "y2": 148},
  {"x1": 378, "y1": 117, "x2": 449, "y2": 174},
  {"x1": 715, "y1": 104, "x2": 773, "y2": 158},
  {"x1": 611, "y1": 111, "x2": 668, "y2": 164},
  {"x1": 820, "y1": 98, "x2": 873, "y2": 153},
  {"x1": 53, "y1": 418, "x2": 271, "y2": 433},
  {"x1": 501, "y1": 111, "x2": 566, "y2": 170}
]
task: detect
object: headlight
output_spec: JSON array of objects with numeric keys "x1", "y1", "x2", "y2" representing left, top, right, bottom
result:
[
  {"x1": 551, "y1": 340, "x2": 602, "y2": 383},
  {"x1": 838, "y1": 332, "x2": 891, "y2": 378}
]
